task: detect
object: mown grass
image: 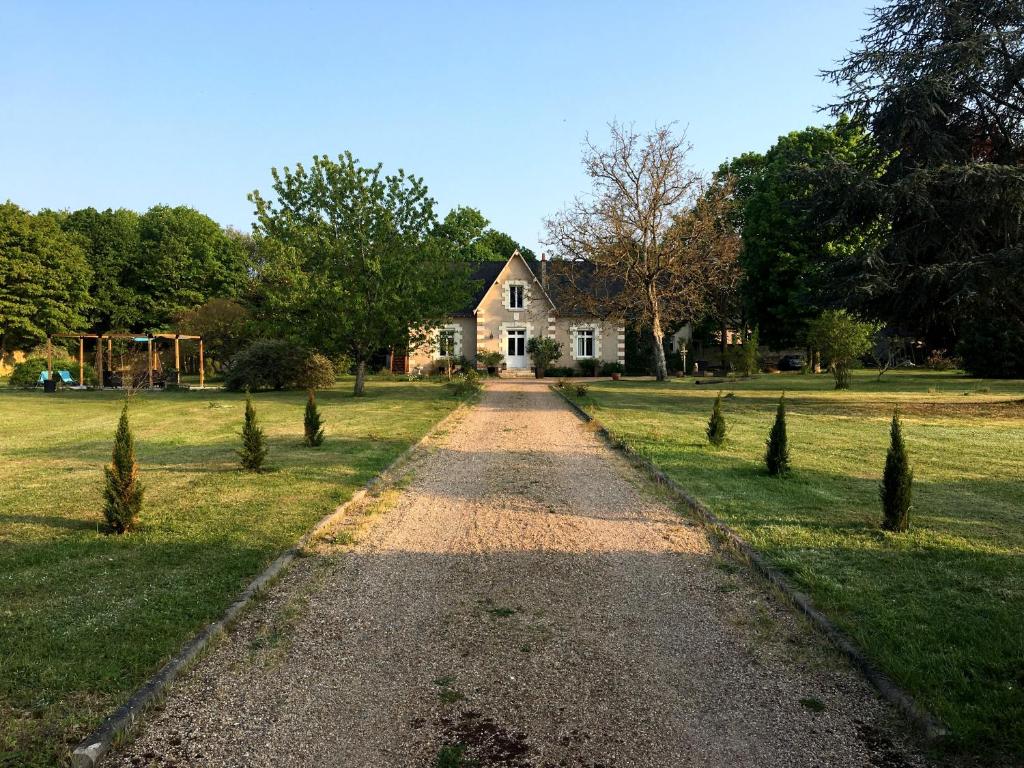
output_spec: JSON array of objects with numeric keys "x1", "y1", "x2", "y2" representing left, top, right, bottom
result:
[
  {"x1": 578, "y1": 370, "x2": 1024, "y2": 762},
  {"x1": 0, "y1": 380, "x2": 461, "y2": 767}
]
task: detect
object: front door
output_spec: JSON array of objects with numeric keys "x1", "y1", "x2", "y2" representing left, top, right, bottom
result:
[{"x1": 506, "y1": 329, "x2": 527, "y2": 368}]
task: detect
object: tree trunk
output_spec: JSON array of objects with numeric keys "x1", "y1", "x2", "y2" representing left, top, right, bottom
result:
[
  {"x1": 354, "y1": 359, "x2": 367, "y2": 396},
  {"x1": 651, "y1": 316, "x2": 668, "y2": 381}
]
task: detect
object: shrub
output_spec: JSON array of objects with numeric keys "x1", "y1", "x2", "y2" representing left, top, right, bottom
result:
[
  {"x1": 546, "y1": 366, "x2": 575, "y2": 378},
  {"x1": 958, "y1": 313, "x2": 1024, "y2": 377},
  {"x1": 555, "y1": 378, "x2": 568, "y2": 390},
  {"x1": 226, "y1": 340, "x2": 304, "y2": 391},
  {"x1": 527, "y1": 336, "x2": 563, "y2": 376},
  {"x1": 737, "y1": 327, "x2": 761, "y2": 377},
  {"x1": 881, "y1": 408, "x2": 912, "y2": 532},
  {"x1": 226, "y1": 340, "x2": 335, "y2": 391},
  {"x1": 764, "y1": 394, "x2": 791, "y2": 476},
  {"x1": 9, "y1": 354, "x2": 98, "y2": 388},
  {"x1": 447, "y1": 368, "x2": 483, "y2": 397},
  {"x1": 296, "y1": 352, "x2": 336, "y2": 391},
  {"x1": 706, "y1": 391, "x2": 727, "y2": 446},
  {"x1": 239, "y1": 394, "x2": 269, "y2": 471},
  {"x1": 303, "y1": 390, "x2": 325, "y2": 447},
  {"x1": 333, "y1": 353, "x2": 354, "y2": 376},
  {"x1": 807, "y1": 310, "x2": 877, "y2": 389},
  {"x1": 924, "y1": 349, "x2": 961, "y2": 371},
  {"x1": 600, "y1": 361, "x2": 625, "y2": 376},
  {"x1": 574, "y1": 382, "x2": 589, "y2": 397},
  {"x1": 577, "y1": 358, "x2": 600, "y2": 376},
  {"x1": 477, "y1": 350, "x2": 505, "y2": 371},
  {"x1": 102, "y1": 403, "x2": 143, "y2": 533}
]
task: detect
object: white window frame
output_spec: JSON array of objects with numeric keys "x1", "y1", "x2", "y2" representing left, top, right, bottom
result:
[
  {"x1": 569, "y1": 323, "x2": 601, "y2": 360},
  {"x1": 502, "y1": 280, "x2": 529, "y2": 311},
  {"x1": 437, "y1": 329, "x2": 456, "y2": 358},
  {"x1": 576, "y1": 329, "x2": 595, "y2": 358},
  {"x1": 432, "y1": 324, "x2": 462, "y2": 360}
]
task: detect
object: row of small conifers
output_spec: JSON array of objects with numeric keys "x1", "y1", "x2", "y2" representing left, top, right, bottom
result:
[
  {"x1": 705, "y1": 392, "x2": 913, "y2": 533},
  {"x1": 102, "y1": 391, "x2": 325, "y2": 534}
]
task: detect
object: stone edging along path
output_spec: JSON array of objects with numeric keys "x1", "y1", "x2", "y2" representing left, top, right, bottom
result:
[
  {"x1": 550, "y1": 384, "x2": 949, "y2": 744},
  {"x1": 70, "y1": 398, "x2": 477, "y2": 768}
]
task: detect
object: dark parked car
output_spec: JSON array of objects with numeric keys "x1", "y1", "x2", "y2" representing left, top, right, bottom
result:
[{"x1": 777, "y1": 354, "x2": 805, "y2": 371}]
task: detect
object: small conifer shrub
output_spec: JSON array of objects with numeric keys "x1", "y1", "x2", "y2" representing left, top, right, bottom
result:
[
  {"x1": 881, "y1": 408, "x2": 913, "y2": 531},
  {"x1": 304, "y1": 389, "x2": 325, "y2": 447},
  {"x1": 764, "y1": 393, "x2": 791, "y2": 476},
  {"x1": 706, "y1": 391, "x2": 727, "y2": 446},
  {"x1": 103, "y1": 403, "x2": 144, "y2": 533},
  {"x1": 239, "y1": 393, "x2": 269, "y2": 471}
]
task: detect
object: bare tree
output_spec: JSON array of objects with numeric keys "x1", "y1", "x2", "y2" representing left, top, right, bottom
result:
[{"x1": 546, "y1": 123, "x2": 740, "y2": 379}]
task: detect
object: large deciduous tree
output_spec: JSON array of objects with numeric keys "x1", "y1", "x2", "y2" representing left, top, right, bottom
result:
[
  {"x1": 57, "y1": 206, "x2": 144, "y2": 331},
  {"x1": 546, "y1": 123, "x2": 740, "y2": 380},
  {"x1": 435, "y1": 206, "x2": 537, "y2": 261},
  {"x1": 131, "y1": 205, "x2": 250, "y2": 329},
  {"x1": 0, "y1": 202, "x2": 92, "y2": 357},
  {"x1": 721, "y1": 120, "x2": 890, "y2": 348},
  {"x1": 824, "y1": 0, "x2": 1024, "y2": 374},
  {"x1": 249, "y1": 153, "x2": 472, "y2": 395}
]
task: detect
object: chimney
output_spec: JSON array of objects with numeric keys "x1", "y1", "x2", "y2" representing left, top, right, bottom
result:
[{"x1": 541, "y1": 252, "x2": 548, "y2": 291}]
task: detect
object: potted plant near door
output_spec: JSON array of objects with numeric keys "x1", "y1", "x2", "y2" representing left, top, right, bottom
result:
[
  {"x1": 477, "y1": 350, "x2": 504, "y2": 376},
  {"x1": 527, "y1": 337, "x2": 563, "y2": 379}
]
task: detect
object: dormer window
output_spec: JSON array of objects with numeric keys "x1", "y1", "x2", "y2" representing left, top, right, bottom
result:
[{"x1": 509, "y1": 284, "x2": 524, "y2": 309}]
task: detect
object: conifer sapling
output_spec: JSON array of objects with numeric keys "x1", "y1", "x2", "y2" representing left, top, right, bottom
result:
[
  {"x1": 765, "y1": 393, "x2": 791, "y2": 476},
  {"x1": 706, "y1": 391, "x2": 727, "y2": 446},
  {"x1": 103, "y1": 402, "x2": 143, "y2": 533},
  {"x1": 304, "y1": 389, "x2": 325, "y2": 447},
  {"x1": 239, "y1": 392, "x2": 269, "y2": 471},
  {"x1": 881, "y1": 407, "x2": 912, "y2": 531}
]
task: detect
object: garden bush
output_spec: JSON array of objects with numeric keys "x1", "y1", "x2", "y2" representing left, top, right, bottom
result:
[
  {"x1": 706, "y1": 392, "x2": 727, "y2": 446},
  {"x1": 447, "y1": 369, "x2": 483, "y2": 397},
  {"x1": 546, "y1": 366, "x2": 576, "y2": 378},
  {"x1": 881, "y1": 409, "x2": 912, "y2": 532},
  {"x1": 304, "y1": 390, "x2": 325, "y2": 447},
  {"x1": 600, "y1": 361, "x2": 625, "y2": 376},
  {"x1": 574, "y1": 382, "x2": 589, "y2": 397},
  {"x1": 102, "y1": 403, "x2": 143, "y2": 533},
  {"x1": 9, "y1": 354, "x2": 98, "y2": 388},
  {"x1": 296, "y1": 353, "x2": 337, "y2": 391},
  {"x1": 736, "y1": 327, "x2": 761, "y2": 377},
  {"x1": 764, "y1": 394, "x2": 791, "y2": 476},
  {"x1": 527, "y1": 336, "x2": 563, "y2": 377},
  {"x1": 958, "y1": 313, "x2": 1024, "y2": 378},
  {"x1": 925, "y1": 349, "x2": 962, "y2": 371},
  {"x1": 577, "y1": 358, "x2": 600, "y2": 376},
  {"x1": 226, "y1": 340, "x2": 334, "y2": 391},
  {"x1": 238, "y1": 394, "x2": 268, "y2": 471}
]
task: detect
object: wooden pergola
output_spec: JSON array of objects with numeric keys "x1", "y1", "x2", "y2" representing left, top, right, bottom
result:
[{"x1": 48, "y1": 332, "x2": 205, "y2": 389}]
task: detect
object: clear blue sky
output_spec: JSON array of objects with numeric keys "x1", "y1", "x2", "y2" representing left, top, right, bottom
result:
[{"x1": 1, "y1": 1, "x2": 873, "y2": 254}]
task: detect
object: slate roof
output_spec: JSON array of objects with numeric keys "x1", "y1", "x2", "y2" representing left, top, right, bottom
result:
[{"x1": 451, "y1": 260, "x2": 506, "y2": 317}]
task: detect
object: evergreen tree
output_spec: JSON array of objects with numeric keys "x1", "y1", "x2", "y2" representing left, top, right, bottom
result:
[
  {"x1": 881, "y1": 408, "x2": 913, "y2": 532},
  {"x1": 303, "y1": 389, "x2": 325, "y2": 447},
  {"x1": 706, "y1": 392, "x2": 727, "y2": 446},
  {"x1": 764, "y1": 394, "x2": 791, "y2": 476},
  {"x1": 102, "y1": 403, "x2": 143, "y2": 533},
  {"x1": 239, "y1": 393, "x2": 268, "y2": 471}
]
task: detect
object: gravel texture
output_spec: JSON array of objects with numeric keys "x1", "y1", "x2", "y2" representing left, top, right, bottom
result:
[{"x1": 111, "y1": 380, "x2": 927, "y2": 768}]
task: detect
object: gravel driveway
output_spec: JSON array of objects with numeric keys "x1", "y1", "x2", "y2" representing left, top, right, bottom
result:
[{"x1": 113, "y1": 380, "x2": 925, "y2": 768}]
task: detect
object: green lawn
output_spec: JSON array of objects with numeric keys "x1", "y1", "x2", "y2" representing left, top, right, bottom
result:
[
  {"x1": 577, "y1": 370, "x2": 1023, "y2": 762},
  {"x1": 0, "y1": 381, "x2": 461, "y2": 767}
]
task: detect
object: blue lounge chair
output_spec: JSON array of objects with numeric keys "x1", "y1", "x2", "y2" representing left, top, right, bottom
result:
[
  {"x1": 57, "y1": 370, "x2": 76, "y2": 385},
  {"x1": 37, "y1": 370, "x2": 50, "y2": 384}
]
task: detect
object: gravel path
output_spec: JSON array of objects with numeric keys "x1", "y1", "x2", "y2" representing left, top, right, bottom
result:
[{"x1": 113, "y1": 380, "x2": 925, "y2": 768}]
